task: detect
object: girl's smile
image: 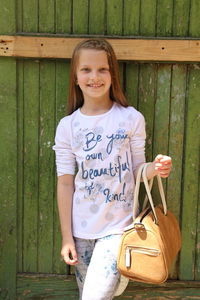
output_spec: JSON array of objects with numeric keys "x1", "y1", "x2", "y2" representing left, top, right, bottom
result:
[
  {"x1": 76, "y1": 49, "x2": 112, "y2": 102},
  {"x1": 86, "y1": 81, "x2": 104, "y2": 88}
]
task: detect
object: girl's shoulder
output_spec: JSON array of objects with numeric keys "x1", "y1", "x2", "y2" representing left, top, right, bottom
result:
[
  {"x1": 58, "y1": 109, "x2": 79, "y2": 127},
  {"x1": 115, "y1": 102, "x2": 144, "y2": 120}
]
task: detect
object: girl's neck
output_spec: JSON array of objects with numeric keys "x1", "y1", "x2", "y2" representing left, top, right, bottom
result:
[{"x1": 80, "y1": 98, "x2": 113, "y2": 116}]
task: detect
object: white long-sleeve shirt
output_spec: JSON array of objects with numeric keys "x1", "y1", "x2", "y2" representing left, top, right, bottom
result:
[{"x1": 53, "y1": 102, "x2": 146, "y2": 239}]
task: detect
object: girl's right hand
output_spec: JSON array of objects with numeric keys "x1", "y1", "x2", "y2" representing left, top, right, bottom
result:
[{"x1": 61, "y1": 238, "x2": 78, "y2": 265}]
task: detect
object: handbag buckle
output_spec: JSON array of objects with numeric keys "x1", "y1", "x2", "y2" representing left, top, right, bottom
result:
[{"x1": 134, "y1": 223, "x2": 145, "y2": 230}]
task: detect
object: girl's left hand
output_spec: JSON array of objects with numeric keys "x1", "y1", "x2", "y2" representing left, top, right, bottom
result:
[{"x1": 153, "y1": 154, "x2": 172, "y2": 178}]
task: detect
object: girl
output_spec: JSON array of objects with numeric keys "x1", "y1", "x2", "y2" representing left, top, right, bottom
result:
[{"x1": 53, "y1": 39, "x2": 172, "y2": 300}]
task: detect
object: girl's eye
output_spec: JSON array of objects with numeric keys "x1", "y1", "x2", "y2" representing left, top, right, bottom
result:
[
  {"x1": 100, "y1": 68, "x2": 109, "y2": 72},
  {"x1": 81, "y1": 68, "x2": 90, "y2": 72}
]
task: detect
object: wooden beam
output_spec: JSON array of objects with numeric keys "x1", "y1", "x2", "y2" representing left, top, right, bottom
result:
[
  {"x1": 0, "y1": 35, "x2": 200, "y2": 62},
  {"x1": 16, "y1": 274, "x2": 200, "y2": 299}
]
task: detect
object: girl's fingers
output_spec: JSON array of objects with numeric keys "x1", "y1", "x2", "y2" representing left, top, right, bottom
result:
[
  {"x1": 155, "y1": 154, "x2": 172, "y2": 163},
  {"x1": 157, "y1": 168, "x2": 171, "y2": 178},
  {"x1": 70, "y1": 248, "x2": 78, "y2": 263},
  {"x1": 62, "y1": 251, "x2": 70, "y2": 264},
  {"x1": 160, "y1": 157, "x2": 172, "y2": 163},
  {"x1": 155, "y1": 165, "x2": 172, "y2": 171},
  {"x1": 155, "y1": 154, "x2": 163, "y2": 161},
  {"x1": 61, "y1": 247, "x2": 78, "y2": 265},
  {"x1": 63, "y1": 253, "x2": 78, "y2": 265},
  {"x1": 154, "y1": 156, "x2": 172, "y2": 177}
]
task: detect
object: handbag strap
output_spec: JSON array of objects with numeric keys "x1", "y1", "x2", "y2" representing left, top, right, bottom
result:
[
  {"x1": 132, "y1": 163, "x2": 167, "y2": 223},
  {"x1": 142, "y1": 167, "x2": 154, "y2": 211},
  {"x1": 142, "y1": 163, "x2": 167, "y2": 224},
  {"x1": 132, "y1": 163, "x2": 145, "y2": 219}
]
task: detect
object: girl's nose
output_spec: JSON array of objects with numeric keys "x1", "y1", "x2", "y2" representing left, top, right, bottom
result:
[{"x1": 90, "y1": 70, "x2": 99, "y2": 80}]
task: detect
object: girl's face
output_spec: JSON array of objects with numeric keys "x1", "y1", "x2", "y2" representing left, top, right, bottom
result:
[{"x1": 76, "y1": 49, "x2": 112, "y2": 103}]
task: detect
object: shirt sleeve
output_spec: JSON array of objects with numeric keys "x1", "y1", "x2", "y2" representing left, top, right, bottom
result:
[
  {"x1": 52, "y1": 119, "x2": 76, "y2": 176},
  {"x1": 130, "y1": 112, "x2": 146, "y2": 176}
]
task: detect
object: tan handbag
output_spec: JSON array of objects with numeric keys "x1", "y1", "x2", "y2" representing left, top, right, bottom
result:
[{"x1": 117, "y1": 163, "x2": 181, "y2": 284}]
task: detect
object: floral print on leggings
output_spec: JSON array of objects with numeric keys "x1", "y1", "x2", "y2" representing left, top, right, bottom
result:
[{"x1": 74, "y1": 234, "x2": 129, "y2": 300}]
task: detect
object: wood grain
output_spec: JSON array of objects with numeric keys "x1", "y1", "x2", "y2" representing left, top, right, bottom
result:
[
  {"x1": 1, "y1": 35, "x2": 200, "y2": 61},
  {"x1": 16, "y1": 274, "x2": 200, "y2": 299}
]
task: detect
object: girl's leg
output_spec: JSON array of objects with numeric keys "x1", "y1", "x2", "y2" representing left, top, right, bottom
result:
[
  {"x1": 82, "y1": 234, "x2": 128, "y2": 300},
  {"x1": 74, "y1": 238, "x2": 96, "y2": 300}
]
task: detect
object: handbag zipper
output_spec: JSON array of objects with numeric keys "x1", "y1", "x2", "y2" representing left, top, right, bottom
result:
[{"x1": 125, "y1": 246, "x2": 160, "y2": 268}]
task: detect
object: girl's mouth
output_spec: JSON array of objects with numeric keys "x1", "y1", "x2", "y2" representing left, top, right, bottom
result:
[{"x1": 87, "y1": 83, "x2": 104, "y2": 88}]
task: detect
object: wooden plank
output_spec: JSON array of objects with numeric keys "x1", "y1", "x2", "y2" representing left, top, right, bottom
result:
[
  {"x1": 196, "y1": 174, "x2": 200, "y2": 280},
  {"x1": 0, "y1": 1, "x2": 17, "y2": 299},
  {"x1": 16, "y1": 0, "x2": 23, "y2": 32},
  {"x1": 140, "y1": 0, "x2": 156, "y2": 36},
  {"x1": 179, "y1": 64, "x2": 200, "y2": 280},
  {"x1": 123, "y1": 0, "x2": 140, "y2": 35},
  {"x1": 173, "y1": 0, "x2": 190, "y2": 36},
  {"x1": 125, "y1": 62, "x2": 139, "y2": 108},
  {"x1": 167, "y1": 64, "x2": 187, "y2": 279},
  {"x1": 16, "y1": 274, "x2": 200, "y2": 299},
  {"x1": 17, "y1": 274, "x2": 79, "y2": 299},
  {"x1": 53, "y1": 61, "x2": 71, "y2": 275},
  {"x1": 106, "y1": 0, "x2": 124, "y2": 110},
  {"x1": 89, "y1": 0, "x2": 105, "y2": 34},
  {"x1": 23, "y1": 60, "x2": 40, "y2": 272},
  {"x1": 0, "y1": 57, "x2": 17, "y2": 300},
  {"x1": 1, "y1": 35, "x2": 200, "y2": 62},
  {"x1": 156, "y1": 0, "x2": 173, "y2": 36},
  {"x1": 123, "y1": 1, "x2": 140, "y2": 109},
  {"x1": 73, "y1": 0, "x2": 88, "y2": 34},
  {"x1": 54, "y1": 0, "x2": 72, "y2": 276},
  {"x1": 22, "y1": 0, "x2": 39, "y2": 274},
  {"x1": 138, "y1": 64, "x2": 156, "y2": 162},
  {"x1": 37, "y1": 0, "x2": 55, "y2": 274},
  {"x1": 122, "y1": 285, "x2": 200, "y2": 299},
  {"x1": 22, "y1": 0, "x2": 38, "y2": 32},
  {"x1": 0, "y1": 0, "x2": 16, "y2": 34},
  {"x1": 138, "y1": 0, "x2": 157, "y2": 204},
  {"x1": 38, "y1": 0, "x2": 55, "y2": 33},
  {"x1": 38, "y1": 60, "x2": 55, "y2": 273},
  {"x1": 167, "y1": 65, "x2": 187, "y2": 215},
  {"x1": 107, "y1": 0, "x2": 124, "y2": 101},
  {"x1": 180, "y1": 0, "x2": 200, "y2": 279},
  {"x1": 187, "y1": 0, "x2": 200, "y2": 281},
  {"x1": 156, "y1": 3, "x2": 179, "y2": 277},
  {"x1": 106, "y1": 0, "x2": 123, "y2": 35},
  {"x1": 153, "y1": 64, "x2": 171, "y2": 197},
  {"x1": 16, "y1": 0, "x2": 24, "y2": 273},
  {"x1": 189, "y1": 0, "x2": 200, "y2": 37},
  {"x1": 17, "y1": 59, "x2": 24, "y2": 273},
  {"x1": 55, "y1": 0, "x2": 72, "y2": 33}
]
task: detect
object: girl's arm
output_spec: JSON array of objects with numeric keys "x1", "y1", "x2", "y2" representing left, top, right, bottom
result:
[{"x1": 57, "y1": 174, "x2": 78, "y2": 265}]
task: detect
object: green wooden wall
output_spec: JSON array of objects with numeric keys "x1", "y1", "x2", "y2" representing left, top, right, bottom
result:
[{"x1": 0, "y1": 0, "x2": 200, "y2": 299}]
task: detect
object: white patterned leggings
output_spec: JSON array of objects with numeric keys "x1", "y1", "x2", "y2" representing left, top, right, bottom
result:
[{"x1": 74, "y1": 234, "x2": 129, "y2": 300}]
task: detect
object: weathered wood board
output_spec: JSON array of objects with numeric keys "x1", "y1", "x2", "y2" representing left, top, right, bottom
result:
[
  {"x1": 16, "y1": 274, "x2": 200, "y2": 299},
  {"x1": 1, "y1": 35, "x2": 200, "y2": 61}
]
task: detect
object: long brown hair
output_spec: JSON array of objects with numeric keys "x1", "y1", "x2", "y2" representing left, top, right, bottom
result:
[{"x1": 67, "y1": 39, "x2": 128, "y2": 115}]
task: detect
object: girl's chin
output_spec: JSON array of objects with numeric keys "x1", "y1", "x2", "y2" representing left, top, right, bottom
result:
[{"x1": 83, "y1": 94, "x2": 110, "y2": 102}]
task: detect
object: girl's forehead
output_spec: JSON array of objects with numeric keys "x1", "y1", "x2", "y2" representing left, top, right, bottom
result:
[{"x1": 77, "y1": 49, "x2": 109, "y2": 66}]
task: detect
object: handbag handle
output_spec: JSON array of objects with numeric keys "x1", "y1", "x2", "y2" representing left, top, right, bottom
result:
[
  {"x1": 132, "y1": 163, "x2": 146, "y2": 219},
  {"x1": 132, "y1": 163, "x2": 167, "y2": 224}
]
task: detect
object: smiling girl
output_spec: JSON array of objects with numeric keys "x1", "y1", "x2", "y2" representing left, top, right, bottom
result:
[{"x1": 53, "y1": 39, "x2": 172, "y2": 300}]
